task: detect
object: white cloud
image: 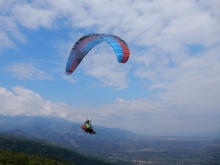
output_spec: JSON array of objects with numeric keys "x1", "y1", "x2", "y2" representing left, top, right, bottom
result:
[
  {"x1": 5, "y1": 62, "x2": 53, "y2": 80},
  {"x1": 0, "y1": 85, "x2": 219, "y2": 136},
  {"x1": 159, "y1": 46, "x2": 220, "y2": 109},
  {"x1": 2, "y1": 0, "x2": 219, "y2": 48},
  {"x1": 90, "y1": 96, "x2": 220, "y2": 136},
  {"x1": 63, "y1": 75, "x2": 76, "y2": 83},
  {"x1": 116, "y1": 97, "x2": 126, "y2": 103},
  {"x1": 81, "y1": 43, "x2": 131, "y2": 89},
  {"x1": 134, "y1": 45, "x2": 220, "y2": 108},
  {"x1": 1, "y1": 0, "x2": 219, "y2": 83},
  {"x1": 54, "y1": 0, "x2": 220, "y2": 89},
  {"x1": 12, "y1": 3, "x2": 56, "y2": 29},
  {"x1": 0, "y1": 86, "x2": 81, "y2": 120},
  {"x1": 0, "y1": 29, "x2": 15, "y2": 48},
  {"x1": 0, "y1": 15, "x2": 26, "y2": 49}
]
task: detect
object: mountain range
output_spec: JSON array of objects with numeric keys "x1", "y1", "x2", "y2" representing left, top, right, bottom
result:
[
  {"x1": 0, "y1": 115, "x2": 219, "y2": 165},
  {"x1": 0, "y1": 115, "x2": 138, "y2": 164}
]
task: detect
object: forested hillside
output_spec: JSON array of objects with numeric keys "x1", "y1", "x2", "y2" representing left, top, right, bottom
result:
[
  {"x1": 0, "y1": 134, "x2": 113, "y2": 165},
  {"x1": 0, "y1": 150, "x2": 70, "y2": 165}
]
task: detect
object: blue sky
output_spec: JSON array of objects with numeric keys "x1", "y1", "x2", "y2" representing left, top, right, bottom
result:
[{"x1": 0, "y1": 0, "x2": 220, "y2": 136}]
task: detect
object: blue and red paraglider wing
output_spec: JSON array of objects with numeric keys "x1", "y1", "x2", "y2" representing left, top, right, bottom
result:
[{"x1": 65, "y1": 34, "x2": 130, "y2": 74}]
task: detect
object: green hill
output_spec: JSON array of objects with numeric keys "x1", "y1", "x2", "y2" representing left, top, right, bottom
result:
[
  {"x1": 0, "y1": 150, "x2": 70, "y2": 165},
  {"x1": 0, "y1": 134, "x2": 113, "y2": 165}
]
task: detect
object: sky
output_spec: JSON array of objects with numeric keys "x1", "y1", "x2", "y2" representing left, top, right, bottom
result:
[{"x1": 0, "y1": 0, "x2": 220, "y2": 136}]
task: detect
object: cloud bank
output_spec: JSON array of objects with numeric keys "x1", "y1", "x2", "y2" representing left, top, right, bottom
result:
[{"x1": 0, "y1": 86, "x2": 219, "y2": 136}]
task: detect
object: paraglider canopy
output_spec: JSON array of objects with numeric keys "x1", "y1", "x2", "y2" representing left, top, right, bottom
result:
[{"x1": 65, "y1": 34, "x2": 130, "y2": 74}]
